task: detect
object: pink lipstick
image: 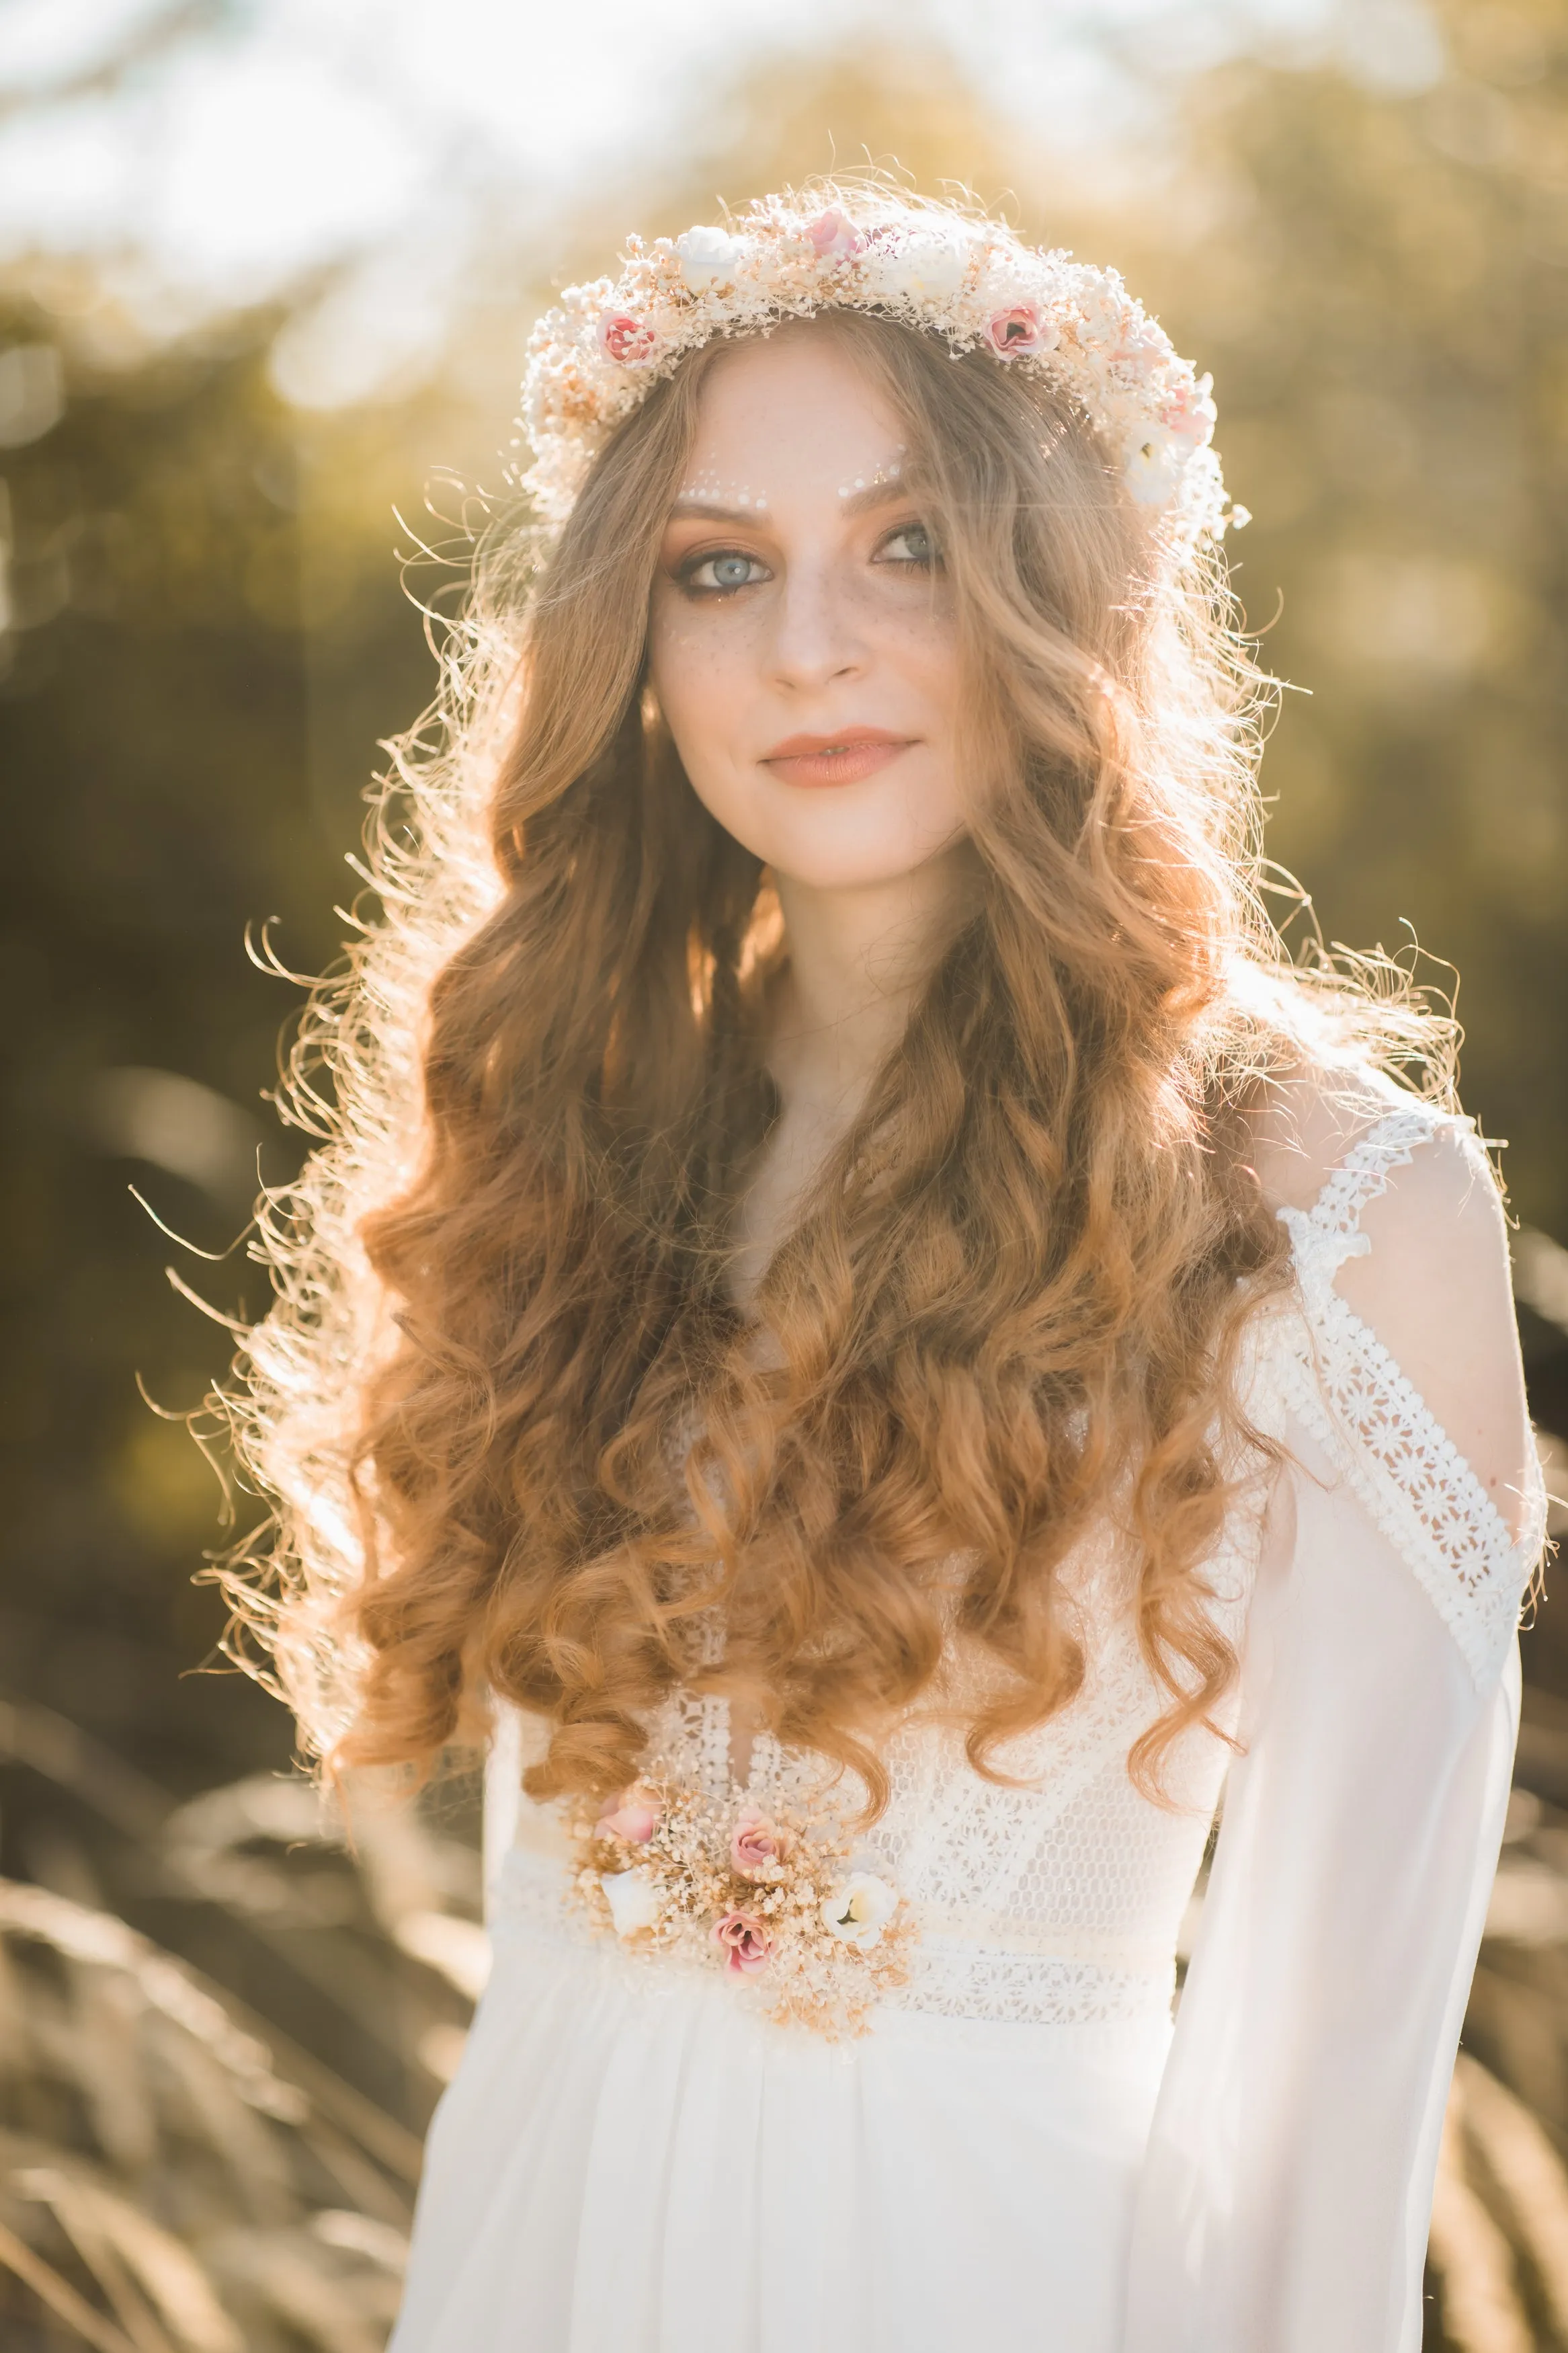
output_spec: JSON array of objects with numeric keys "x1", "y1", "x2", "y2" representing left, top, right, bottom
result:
[{"x1": 761, "y1": 726, "x2": 915, "y2": 788}]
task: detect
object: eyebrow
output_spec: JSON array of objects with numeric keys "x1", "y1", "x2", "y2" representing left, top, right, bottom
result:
[{"x1": 667, "y1": 479, "x2": 918, "y2": 526}]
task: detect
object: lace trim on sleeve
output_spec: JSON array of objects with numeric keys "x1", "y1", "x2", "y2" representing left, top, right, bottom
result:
[{"x1": 1276, "y1": 1105, "x2": 1546, "y2": 1689}]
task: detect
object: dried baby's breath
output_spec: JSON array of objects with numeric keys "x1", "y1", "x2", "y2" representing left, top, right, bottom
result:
[
  {"x1": 518, "y1": 185, "x2": 1243, "y2": 558},
  {"x1": 567, "y1": 1774, "x2": 913, "y2": 2040}
]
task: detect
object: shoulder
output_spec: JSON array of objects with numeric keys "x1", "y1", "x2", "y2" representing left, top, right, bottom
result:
[
  {"x1": 1244, "y1": 1057, "x2": 1475, "y2": 1220},
  {"x1": 1247, "y1": 1057, "x2": 1535, "y2": 1547},
  {"x1": 1244, "y1": 1055, "x2": 1503, "y2": 1300}
]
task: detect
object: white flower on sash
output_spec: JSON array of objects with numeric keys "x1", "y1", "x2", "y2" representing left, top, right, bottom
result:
[
  {"x1": 820, "y1": 1873, "x2": 900, "y2": 1950},
  {"x1": 600, "y1": 1868, "x2": 663, "y2": 1938},
  {"x1": 571, "y1": 1775, "x2": 913, "y2": 2036}
]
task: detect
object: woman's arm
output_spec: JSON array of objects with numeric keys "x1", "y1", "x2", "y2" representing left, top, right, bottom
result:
[{"x1": 1123, "y1": 1096, "x2": 1544, "y2": 2352}]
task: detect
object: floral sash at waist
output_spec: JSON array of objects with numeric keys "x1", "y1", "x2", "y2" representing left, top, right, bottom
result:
[
  {"x1": 488, "y1": 1785, "x2": 1180, "y2": 2041},
  {"x1": 565, "y1": 1772, "x2": 913, "y2": 2040}
]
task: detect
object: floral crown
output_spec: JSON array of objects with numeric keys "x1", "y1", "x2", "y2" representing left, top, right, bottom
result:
[{"x1": 518, "y1": 186, "x2": 1247, "y2": 558}]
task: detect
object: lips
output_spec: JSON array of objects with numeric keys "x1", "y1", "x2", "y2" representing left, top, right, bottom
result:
[{"x1": 761, "y1": 726, "x2": 916, "y2": 788}]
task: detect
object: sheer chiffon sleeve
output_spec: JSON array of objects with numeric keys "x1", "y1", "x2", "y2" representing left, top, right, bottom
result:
[{"x1": 1122, "y1": 1104, "x2": 1549, "y2": 2353}]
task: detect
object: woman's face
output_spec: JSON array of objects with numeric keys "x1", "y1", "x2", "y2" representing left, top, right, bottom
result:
[{"x1": 647, "y1": 327, "x2": 964, "y2": 893}]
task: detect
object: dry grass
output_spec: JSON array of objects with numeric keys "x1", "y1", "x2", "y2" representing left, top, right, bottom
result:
[
  {"x1": 0, "y1": 1693, "x2": 481, "y2": 2350},
  {"x1": 0, "y1": 1875, "x2": 412, "y2": 2349}
]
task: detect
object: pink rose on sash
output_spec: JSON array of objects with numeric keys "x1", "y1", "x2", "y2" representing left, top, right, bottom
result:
[
  {"x1": 730, "y1": 1807, "x2": 784, "y2": 1878},
  {"x1": 598, "y1": 1785, "x2": 660, "y2": 1843},
  {"x1": 712, "y1": 1911, "x2": 772, "y2": 1975}
]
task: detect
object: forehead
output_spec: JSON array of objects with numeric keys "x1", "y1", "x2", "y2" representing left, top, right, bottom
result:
[{"x1": 686, "y1": 324, "x2": 905, "y2": 480}]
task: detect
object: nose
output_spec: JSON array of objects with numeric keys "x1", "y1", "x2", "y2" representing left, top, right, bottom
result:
[{"x1": 766, "y1": 552, "x2": 864, "y2": 694}]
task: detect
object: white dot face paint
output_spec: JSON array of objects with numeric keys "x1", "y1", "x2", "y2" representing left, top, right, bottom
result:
[
  {"x1": 678, "y1": 467, "x2": 770, "y2": 513},
  {"x1": 681, "y1": 446, "x2": 910, "y2": 513},
  {"x1": 837, "y1": 448, "x2": 906, "y2": 500}
]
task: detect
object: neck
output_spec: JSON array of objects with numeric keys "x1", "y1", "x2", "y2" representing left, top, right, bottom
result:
[{"x1": 768, "y1": 842, "x2": 980, "y2": 1119}]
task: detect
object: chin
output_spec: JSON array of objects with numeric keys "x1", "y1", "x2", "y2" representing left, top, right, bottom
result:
[
  {"x1": 771, "y1": 844, "x2": 947, "y2": 892},
  {"x1": 737, "y1": 793, "x2": 968, "y2": 895}
]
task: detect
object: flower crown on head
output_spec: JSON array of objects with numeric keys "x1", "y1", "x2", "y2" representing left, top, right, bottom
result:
[{"x1": 518, "y1": 184, "x2": 1247, "y2": 558}]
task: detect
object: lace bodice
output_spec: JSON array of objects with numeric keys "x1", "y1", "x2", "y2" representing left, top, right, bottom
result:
[
  {"x1": 623, "y1": 1503, "x2": 1262, "y2": 2038},
  {"x1": 487, "y1": 1096, "x2": 1545, "y2": 2044}
]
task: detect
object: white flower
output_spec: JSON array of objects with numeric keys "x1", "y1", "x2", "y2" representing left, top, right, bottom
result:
[
  {"x1": 870, "y1": 231, "x2": 967, "y2": 306},
  {"x1": 601, "y1": 1868, "x2": 663, "y2": 1938},
  {"x1": 820, "y1": 1872, "x2": 899, "y2": 1950},
  {"x1": 1115, "y1": 317, "x2": 1169, "y2": 387},
  {"x1": 677, "y1": 225, "x2": 742, "y2": 294},
  {"x1": 1076, "y1": 286, "x2": 1129, "y2": 350},
  {"x1": 1123, "y1": 426, "x2": 1184, "y2": 506}
]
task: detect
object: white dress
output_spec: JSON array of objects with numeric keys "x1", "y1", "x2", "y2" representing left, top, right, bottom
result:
[{"x1": 388, "y1": 1100, "x2": 1546, "y2": 2353}]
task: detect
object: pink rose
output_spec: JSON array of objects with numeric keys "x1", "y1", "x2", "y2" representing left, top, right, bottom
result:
[
  {"x1": 985, "y1": 304, "x2": 1050, "y2": 360},
  {"x1": 729, "y1": 1807, "x2": 784, "y2": 1878},
  {"x1": 1161, "y1": 372, "x2": 1216, "y2": 450},
  {"x1": 711, "y1": 1910, "x2": 772, "y2": 1976},
  {"x1": 597, "y1": 311, "x2": 657, "y2": 366},
  {"x1": 1116, "y1": 317, "x2": 1167, "y2": 383},
  {"x1": 808, "y1": 208, "x2": 864, "y2": 262},
  {"x1": 597, "y1": 1785, "x2": 659, "y2": 1844}
]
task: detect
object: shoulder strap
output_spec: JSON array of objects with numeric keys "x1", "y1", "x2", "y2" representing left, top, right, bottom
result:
[{"x1": 1277, "y1": 1101, "x2": 1466, "y2": 1310}]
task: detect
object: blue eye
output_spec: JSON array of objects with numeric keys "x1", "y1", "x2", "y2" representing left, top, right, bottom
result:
[
  {"x1": 685, "y1": 550, "x2": 770, "y2": 593},
  {"x1": 877, "y1": 522, "x2": 938, "y2": 567}
]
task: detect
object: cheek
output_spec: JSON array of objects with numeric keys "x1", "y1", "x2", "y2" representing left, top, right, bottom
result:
[
  {"x1": 647, "y1": 598, "x2": 748, "y2": 764},
  {"x1": 853, "y1": 580, "x2": 958, "y2": 713},
  {"x1": 647, "y1": 600, "x2": 766, "y2": 850}
]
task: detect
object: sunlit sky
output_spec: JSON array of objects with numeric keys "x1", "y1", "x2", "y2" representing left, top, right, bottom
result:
[{"x1": 0, "y1": 0, "x2": 1444, "y2": 404}]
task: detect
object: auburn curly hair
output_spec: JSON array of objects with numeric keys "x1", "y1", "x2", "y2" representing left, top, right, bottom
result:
[{"x1": 220, "y1": 251, "x2": 1432, "y2": 1817}]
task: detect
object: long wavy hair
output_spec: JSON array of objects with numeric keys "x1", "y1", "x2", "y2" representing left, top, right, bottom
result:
[{"x1": 222, "y1": 218, "x2": 1440, "y2": 1814}]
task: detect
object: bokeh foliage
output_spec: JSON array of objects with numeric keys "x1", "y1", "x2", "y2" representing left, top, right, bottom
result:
[
  {"x1": 1128, "y1": 0, "x2": 1568, "y2": 1231},
  {"x1": 0, "y1": 293, "x2": 456, "y2": 1788}
]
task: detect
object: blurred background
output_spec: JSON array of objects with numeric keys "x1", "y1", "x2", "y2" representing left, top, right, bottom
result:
[{"x1": 0, "y1": 0, "x2": 1566, "y2": 2345}]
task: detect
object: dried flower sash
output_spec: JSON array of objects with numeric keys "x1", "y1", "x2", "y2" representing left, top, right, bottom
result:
[{"x1": 567, "y1": 1773, "x2": 912, "y2": 2038}]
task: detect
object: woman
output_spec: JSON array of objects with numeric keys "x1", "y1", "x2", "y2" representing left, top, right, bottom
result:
[{"x1": 229, "y1": 184, "x2": 1546, "y2": 2350}]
